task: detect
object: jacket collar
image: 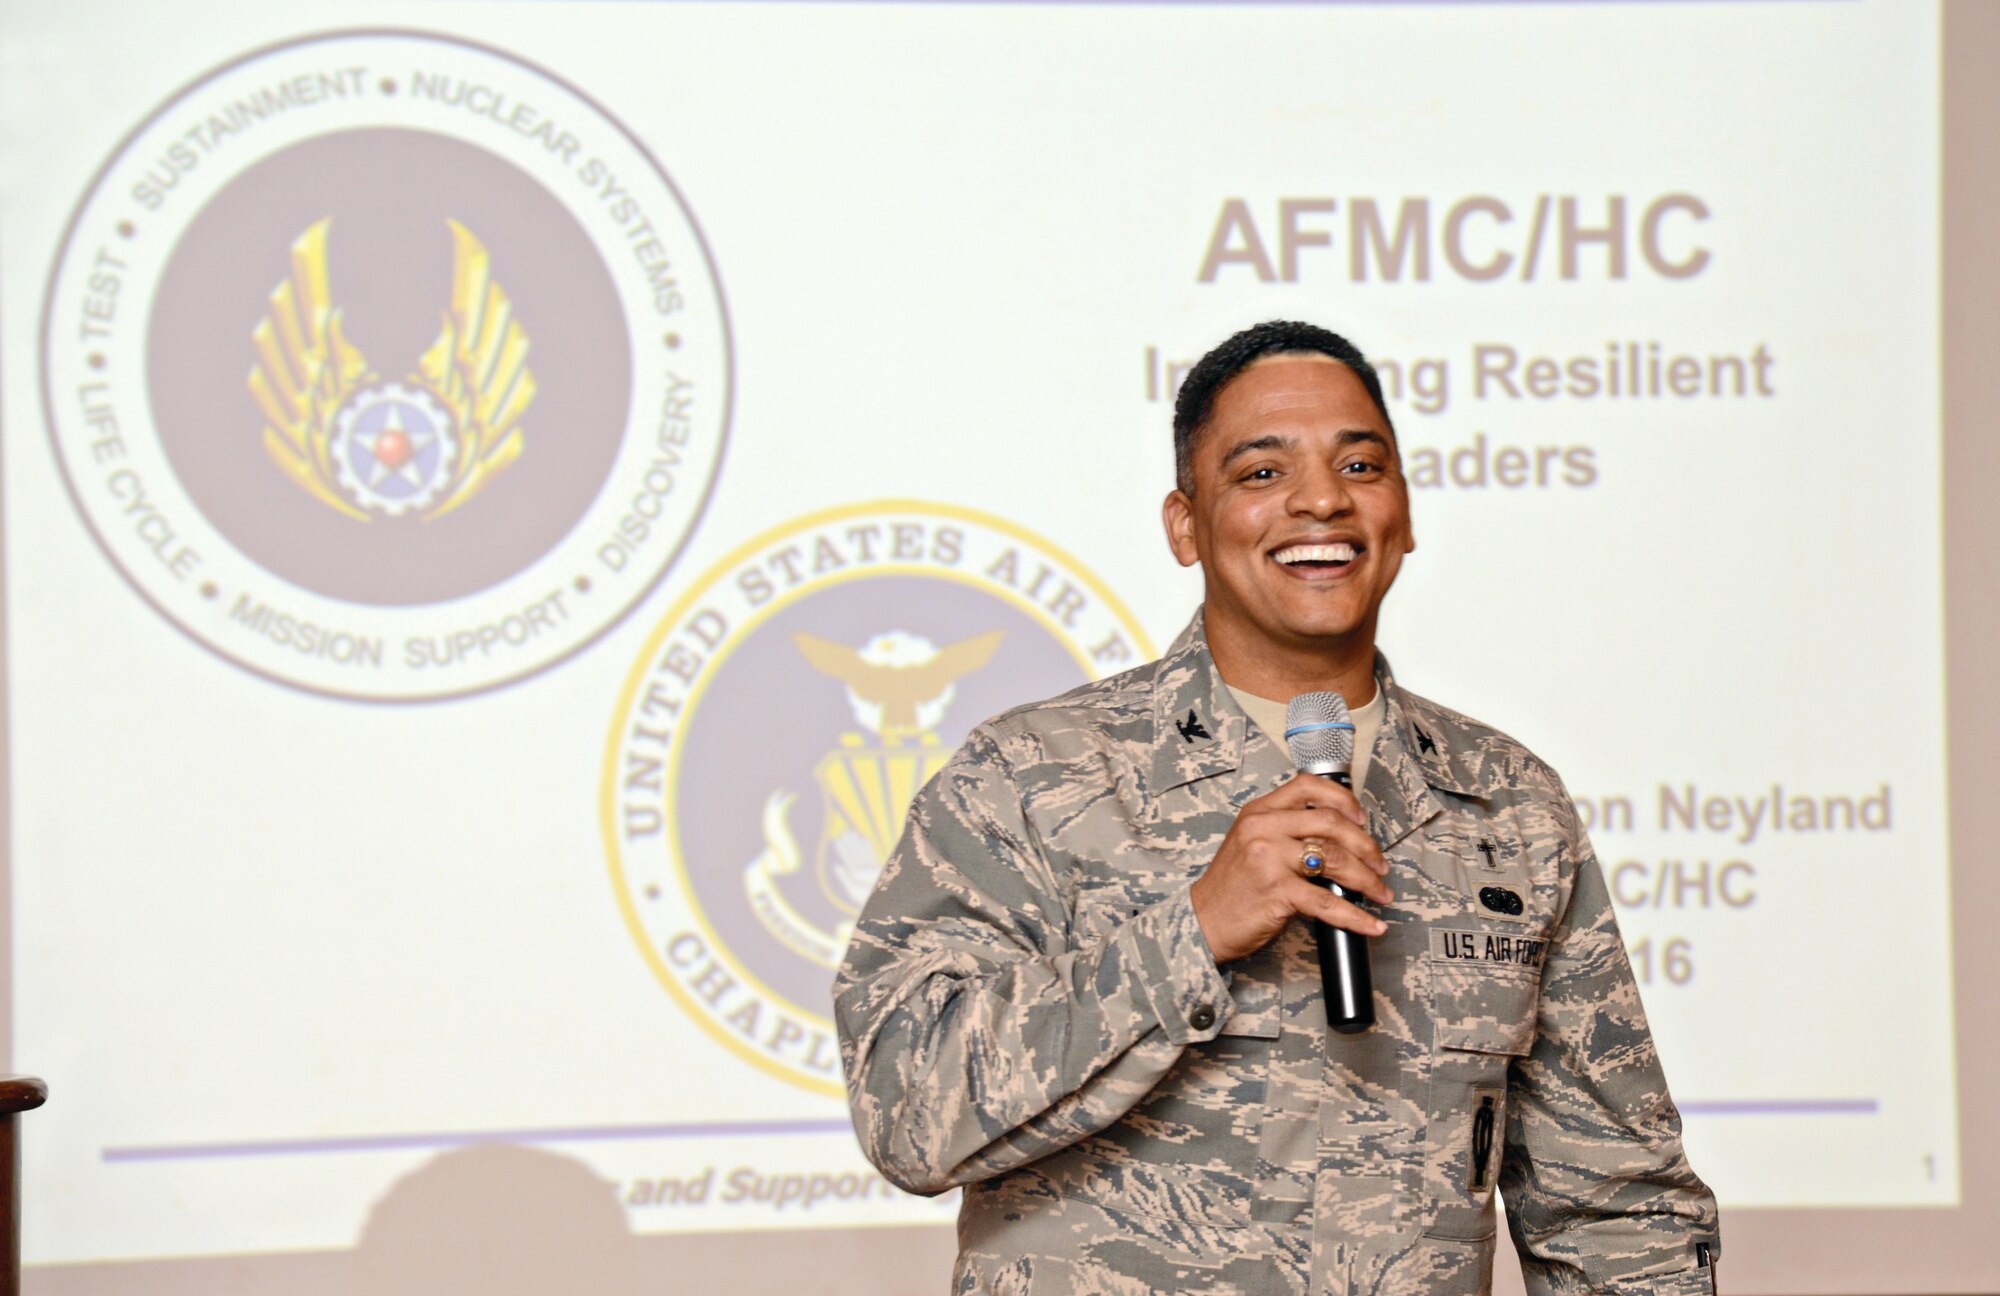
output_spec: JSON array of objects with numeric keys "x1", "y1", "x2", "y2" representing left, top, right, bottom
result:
[
  {"x1": 1145, "y1": 612, "x2": 1492, "y2": 846},
  {"x1": 1146, "y1": 610, "x2": 1250, "y2": 797},
  {"x1": 1373, "y1": 652, "x2": 1487, "y2": 799},
  {"x1": 1362, "y1": 652, "x2": 1484, "y2": 850}
]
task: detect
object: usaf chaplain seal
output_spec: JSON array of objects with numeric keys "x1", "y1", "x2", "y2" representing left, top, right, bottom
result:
[
  {"x1": 602, "y1": 501, "x2": 1153, "y2": 1094},
  {"x1": 41, "y1": 30, "x2": 730, "y2": 701}
]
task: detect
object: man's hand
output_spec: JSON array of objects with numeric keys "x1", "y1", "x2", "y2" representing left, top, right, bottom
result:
[{"x1": 1188, "y1": 773, "x2": 1392, "y2": 964}]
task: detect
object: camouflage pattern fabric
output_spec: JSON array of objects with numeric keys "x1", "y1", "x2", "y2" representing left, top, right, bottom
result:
[{"x1": 835, "y1": 612, "x2": 1720, "y2": 1295}]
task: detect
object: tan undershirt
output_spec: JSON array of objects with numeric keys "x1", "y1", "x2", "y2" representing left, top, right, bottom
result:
[{"x1": 1229, "y1": 681, "x2": 1385, "y2": 792}]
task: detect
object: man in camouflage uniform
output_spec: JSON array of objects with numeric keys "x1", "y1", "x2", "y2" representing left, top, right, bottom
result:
[{"x1": 835, "y1": 321, "x2": 1720, "y2": 1294}]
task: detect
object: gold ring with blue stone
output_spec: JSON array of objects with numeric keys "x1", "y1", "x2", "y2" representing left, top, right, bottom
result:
[{"x1": 1301, "y1": 840, "x2": 1327, "y2": 874}]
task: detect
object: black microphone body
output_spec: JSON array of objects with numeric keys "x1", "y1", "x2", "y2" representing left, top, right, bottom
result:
[
  {"x1": 1305, "y1": 768, "x2": 1375, "y2": 1034},
  {"x1": 1284, "y1": 693, "x2": 1376, "y2": 1034}
]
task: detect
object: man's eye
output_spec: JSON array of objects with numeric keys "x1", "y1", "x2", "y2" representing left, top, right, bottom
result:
[
  {"x1": 1244, "y1": 466, "x2": 1279, "y2": 481},
  {"x1": 1340, "y1": 460, "x2": 1383, "y2": 476}
]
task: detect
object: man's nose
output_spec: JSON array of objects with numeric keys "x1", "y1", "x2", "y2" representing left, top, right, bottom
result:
[{"x1": 1288, "y1": 462, "x2": 1352, "y2": 517}]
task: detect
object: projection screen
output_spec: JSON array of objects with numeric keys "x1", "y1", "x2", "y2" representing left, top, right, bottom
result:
[{"x1": 2, "y1": 1, "x2": 1995, "y2": 1292}]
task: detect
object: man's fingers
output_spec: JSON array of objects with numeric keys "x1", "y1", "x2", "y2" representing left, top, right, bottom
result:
[
  {"x1": 1294, "y1": 878, "x2": 1388, "y2": 936},
  {"x1": 1255, "y1": 773, "x2": 1368, "y2": 826},
  {"x1": 1305, "y1": 849, "x2": 1392, "y2": 905},
  {"x1": 1260, "y1": 808, "x2": 1389, "y2": 878},
  {"x1": 1260, "y1": 804, "x2": 1370, "y2": 842}
]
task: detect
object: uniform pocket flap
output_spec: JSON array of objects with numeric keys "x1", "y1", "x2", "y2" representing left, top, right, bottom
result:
[
  {"x1": 1435, "y1": 1011, "x2": 1536, "y2": 1056},
  {"x1": 1430, "y1": 948, "x2": 1541, "y2": 1057}
]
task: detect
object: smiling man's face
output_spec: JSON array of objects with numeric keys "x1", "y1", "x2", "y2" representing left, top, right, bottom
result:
[{"x1": 1163, "y1": 352, "x2": 1415, "y2": 682}]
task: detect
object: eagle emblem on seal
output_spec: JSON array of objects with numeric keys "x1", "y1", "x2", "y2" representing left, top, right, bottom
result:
[
  {"x1": 246, "y1": 218, "x2": 536, "y2": 521},
  {"x1": 739, "y1": 629, "x2": 1004, "y2": 969}
]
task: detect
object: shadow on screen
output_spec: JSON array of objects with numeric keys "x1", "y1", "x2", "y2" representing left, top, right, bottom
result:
[{"x1": 353, "y1": 1144, "x2": 650, "y2": 1295}]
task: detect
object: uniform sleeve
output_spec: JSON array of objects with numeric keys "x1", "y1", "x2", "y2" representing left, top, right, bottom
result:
[
  {"x1": 833, "y1": 724, "x2": 1233, "y2": 1195},
  {"x1": 1500, "y1": 821, "x2": 1723, "y2": 1296}
]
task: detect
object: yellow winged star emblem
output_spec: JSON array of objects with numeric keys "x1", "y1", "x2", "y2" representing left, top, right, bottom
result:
[
  {"x1": 742, "y1": 630, "x2": 1004, "y2": 969},
  {"x1": 247, "y1": 218, "x2": 535, "y2": 521}
]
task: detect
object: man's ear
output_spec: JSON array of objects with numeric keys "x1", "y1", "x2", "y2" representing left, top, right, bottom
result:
[{"x1": 1162, "y1": 489, "x2": 1200, "y2": 568}]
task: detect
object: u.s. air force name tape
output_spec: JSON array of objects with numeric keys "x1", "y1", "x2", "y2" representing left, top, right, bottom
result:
[
  {"x1": 601, "y1": 500, "x2": 1153, "y2": 1094},
  {"x1": 1430, "y1": 927, "x2": 1548, "y2": 970},
  {"x1": 42, "y1": 29, "x2": 729, "y2": 700}
]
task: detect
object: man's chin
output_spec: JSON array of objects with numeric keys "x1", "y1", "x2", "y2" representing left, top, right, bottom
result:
[
  {"x1": 1201, "y1": 589, "x2": 1378, "y2": 654},
  {"x1": 1262, "y1": 595, "x2": 1371, "y2": 639},
  {"x1": 1282, "y1": 623, "x2": 1369, "y2": 649},
  {"x1": 1245, "y1": 613, "x2": 1372, "y2": 651}
]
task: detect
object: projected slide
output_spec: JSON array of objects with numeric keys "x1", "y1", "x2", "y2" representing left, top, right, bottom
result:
[{"x1": 0, "y1": 0, "x2": 1951, "y2": 1271}]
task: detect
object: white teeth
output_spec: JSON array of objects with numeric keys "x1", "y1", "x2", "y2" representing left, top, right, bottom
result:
[{"x1": 1275, "y1": 543, "x2": 1358, "y2": 565}]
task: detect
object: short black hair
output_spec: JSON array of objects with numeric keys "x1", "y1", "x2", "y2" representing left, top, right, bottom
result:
[{"x1": 1171, "y1": 320, "x2": 1395, "y2": 494}]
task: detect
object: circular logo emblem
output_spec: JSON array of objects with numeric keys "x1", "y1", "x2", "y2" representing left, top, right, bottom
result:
[
  {"x1": 41, "y1": 31, "x2": 730, "y2": 700},
  {"x1": 331, "y1": 383, "x2": 459, "y2": 517},
  {"x1": 602, "y1": 501, "x2": 1154, "y2": 1094}
]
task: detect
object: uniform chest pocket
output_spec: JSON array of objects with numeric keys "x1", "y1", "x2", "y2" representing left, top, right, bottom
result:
[{"x1": 1422, "y1": 956, "x2": 1541, "y2": 1242}]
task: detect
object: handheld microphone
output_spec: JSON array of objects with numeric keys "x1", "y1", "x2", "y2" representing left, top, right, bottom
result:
[{"x1": 1284, "y1": 692, "x2": 1375, "y2": 1034}]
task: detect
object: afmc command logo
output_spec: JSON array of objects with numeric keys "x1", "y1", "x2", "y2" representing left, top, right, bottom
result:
[
  {"x1": 41, "y1": 30, "x2": 730, "y2": 700},
  {"x1": 602, "y1": 502, "x2": 1154, "y2": 1094}
]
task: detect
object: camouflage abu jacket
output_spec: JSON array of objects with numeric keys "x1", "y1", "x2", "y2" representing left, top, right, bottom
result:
[{"x1": 835, "y1": 612, "x2": 1720, "y2": 1295}]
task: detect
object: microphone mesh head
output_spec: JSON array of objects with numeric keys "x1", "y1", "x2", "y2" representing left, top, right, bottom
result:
[{"x1": 1285, "y1": 691, "x2": 1354, "y2": 773}]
